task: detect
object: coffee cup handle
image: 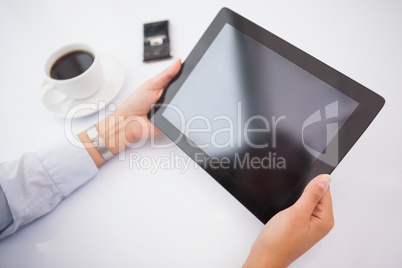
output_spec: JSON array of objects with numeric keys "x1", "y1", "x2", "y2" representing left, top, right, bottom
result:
[{"x1": 40, "y1": 83, "x2": 68, "y2": 106}]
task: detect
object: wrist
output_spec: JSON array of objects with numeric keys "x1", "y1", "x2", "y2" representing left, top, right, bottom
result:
[
  {"x1": 78, "y1": 111, "x2": 147, "y2": 167},
  {"x1": 243, "y1": 244, "x2": 290, "y2": 268},
  {"x1": 78, "y1": 130, "x2": 106, "y2": 167},
  {"x1": 96, "y1": 118, "x2": 126, "y2": 152},
  {"x1": 78, "y1": 114, "x2": 128, "y2": 167},
  {"x1": 243, "y1": 256, "x2": 287, "y2": 268}
]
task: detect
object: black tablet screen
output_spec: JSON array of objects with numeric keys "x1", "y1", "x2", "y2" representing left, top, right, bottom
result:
[{"x1": 162, "y1": 24, "x2": 359, "y2": 210}]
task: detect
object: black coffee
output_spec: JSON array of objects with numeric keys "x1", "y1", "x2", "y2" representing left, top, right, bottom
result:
[{"x1": 50, "y1": 50, "x2": 94, "y2": 80}]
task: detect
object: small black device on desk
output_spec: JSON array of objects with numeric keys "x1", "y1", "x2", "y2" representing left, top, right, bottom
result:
[{"x1": 143, "y1": 20, "x2": 171, "y2": 62}]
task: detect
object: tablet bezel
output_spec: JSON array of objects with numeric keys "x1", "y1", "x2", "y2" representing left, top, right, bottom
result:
[{"x1": 149, "y1": 7, "x2": 385, "y2": 223}]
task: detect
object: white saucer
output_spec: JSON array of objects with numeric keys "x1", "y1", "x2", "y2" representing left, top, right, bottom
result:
[{"x1": 40, "y1": 52, "x2": 125, "y2": 118}]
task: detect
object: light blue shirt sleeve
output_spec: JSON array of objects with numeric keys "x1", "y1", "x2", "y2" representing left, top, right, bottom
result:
[{"x1": 0, "y1": 138, "x2": 98, "y2": 240}]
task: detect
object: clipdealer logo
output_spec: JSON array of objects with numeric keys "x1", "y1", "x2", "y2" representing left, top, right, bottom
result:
[
  {"x1": 63, "y1": 100, "x2": 341, "y2": 171},
  {"x1": 302, "y1": 101, "x2": 339, "y2": 167}
]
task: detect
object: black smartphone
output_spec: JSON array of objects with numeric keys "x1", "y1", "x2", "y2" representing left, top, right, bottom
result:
[{"x1": 143, "y1": 20, "x2": 171, "y2": 62}]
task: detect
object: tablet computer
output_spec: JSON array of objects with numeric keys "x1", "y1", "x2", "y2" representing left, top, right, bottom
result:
[{"x1": 149, "y1": 8, "x2": 385, "y2": 223}]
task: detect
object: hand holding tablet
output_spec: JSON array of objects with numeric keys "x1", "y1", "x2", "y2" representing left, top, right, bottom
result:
[
  {"x1": 149, "y1": 8, "x2": 384, "y2": 222},
  {"x1": 244, "y1": 174, "x2": 334, "y2": 267}
]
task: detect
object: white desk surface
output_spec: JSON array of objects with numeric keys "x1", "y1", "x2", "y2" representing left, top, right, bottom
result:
[{"x1": 1, "y1": 1, "x2": 401, "y2": 267}]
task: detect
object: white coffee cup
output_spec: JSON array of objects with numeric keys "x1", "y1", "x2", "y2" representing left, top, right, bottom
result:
[{"x1": 41, "y1": 43, "x2": 103, "y2": 102}]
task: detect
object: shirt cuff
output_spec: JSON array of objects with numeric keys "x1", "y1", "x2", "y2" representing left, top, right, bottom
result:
[{"x1": 36, "y1": 138, "x2": 98, "y2": 197}]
